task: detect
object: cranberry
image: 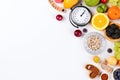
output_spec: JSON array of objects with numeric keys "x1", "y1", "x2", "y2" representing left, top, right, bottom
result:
[
  {"x1": 74, "y1": 29, "x2": 82, "y2": 37},
  {"x1": 56, "y1": 14, "x2": 63, "y2": 21}
]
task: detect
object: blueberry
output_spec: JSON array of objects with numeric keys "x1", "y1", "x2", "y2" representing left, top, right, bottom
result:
[
  {"x1": 83, "y1": 28, "x2": 88, "y2": 33},
  {"x1": 114, "y1": 75, "x2": 118, "y2": 79},
  {"x1": 118, "y1": 71, "x2": 120, "y2": 74},
  {"x1": 107, "y1": 48, "x2": 112, "y2": 53},
  {"x1": 114, "y1": 71, "x2": 118, "y2": 75},
  {"x1": 118, "y1": 77, "x2": 120, "y2": 80},
  {"x1": 118, "y1": 73, "x2": 120, "y2": 76}
]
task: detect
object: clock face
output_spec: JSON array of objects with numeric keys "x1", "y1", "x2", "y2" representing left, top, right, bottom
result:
[{"x1": 70, "y1": 6, "x2": 91, "y2": 26}]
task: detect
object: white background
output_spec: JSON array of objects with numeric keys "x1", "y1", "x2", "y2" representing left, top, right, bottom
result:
[{"x1": 0, "y1": 0, "x2": 120, "y2": 80}]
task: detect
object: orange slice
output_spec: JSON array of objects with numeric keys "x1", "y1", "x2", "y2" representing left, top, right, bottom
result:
[{"x1": 91, "y1": 13, "x2": 109, "y2": 30}]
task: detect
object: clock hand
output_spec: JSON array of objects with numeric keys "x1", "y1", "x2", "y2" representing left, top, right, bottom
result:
[{"x1": 80, "y1": 10, "x2": 85, "y2": 17}]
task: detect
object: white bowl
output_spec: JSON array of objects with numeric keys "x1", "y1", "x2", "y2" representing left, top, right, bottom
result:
[{"x1": 84, "y1": 32, "x2": 106, "y2": 55}]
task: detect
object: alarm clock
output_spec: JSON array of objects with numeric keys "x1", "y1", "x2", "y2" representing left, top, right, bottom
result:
[{"x1": 69, "y1": 6, "x2": 92, "y2": 28}]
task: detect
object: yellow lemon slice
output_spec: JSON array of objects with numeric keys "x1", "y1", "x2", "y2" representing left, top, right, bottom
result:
[{"x1": 91, "y1": 13, "x2": 109, "y2": 30}]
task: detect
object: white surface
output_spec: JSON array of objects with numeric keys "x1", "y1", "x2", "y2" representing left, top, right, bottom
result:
[{"x1": 0, "y1": 0, "x2": 120, "y2": 80}]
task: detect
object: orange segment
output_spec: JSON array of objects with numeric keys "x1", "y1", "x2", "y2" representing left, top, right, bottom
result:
[{"x1": 92, "y1": 13, "x2": 109, "y2": 30}]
